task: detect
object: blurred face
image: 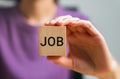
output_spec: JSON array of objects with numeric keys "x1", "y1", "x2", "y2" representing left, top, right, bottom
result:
[
  {"x1": 20, "y1": 0, "x2": 56, "y2": 3},
  {"x1": 20, "y1": 0, "x2": 57, "y2": 6}
]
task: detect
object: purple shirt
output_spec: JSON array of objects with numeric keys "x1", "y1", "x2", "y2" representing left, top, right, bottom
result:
[{"x1": 0, "y1": 5, "x2": 88, "y2": 79}]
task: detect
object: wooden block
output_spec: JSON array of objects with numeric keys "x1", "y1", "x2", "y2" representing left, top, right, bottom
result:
[{"x1": 38, "y1": 26, "x2": 66, "y2": 56}]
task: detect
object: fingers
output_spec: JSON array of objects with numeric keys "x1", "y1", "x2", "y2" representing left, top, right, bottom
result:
[
  {"x1": 45, "y1": 15, "x2": 73, "y2": 26},
  {"x1": 69, "y1": 20, "x2": 101, "y2": 36},
  {"x1": 78, "y1": 20, "x2": 101, "y2": 36},
  {"x1": 45, "y1": 15, "x2": 101, "y2": 37},
  {"x1": 47, "y1": 56, "x2": 73, "y2": 70}
]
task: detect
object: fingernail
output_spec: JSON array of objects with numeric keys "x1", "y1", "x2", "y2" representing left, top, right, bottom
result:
[
  {"x1": 46, "y1": 21, "x2": 50, "y2": 24},
  {"x1": 51, "y1": 20, "x2": 56, "y2": 24},
  {"x1": 72, "y1": 21, "x2": 77, "y2": 24}
]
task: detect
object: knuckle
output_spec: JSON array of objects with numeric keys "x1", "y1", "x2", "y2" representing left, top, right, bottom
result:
[
  {"x1": 84, "y1": 21, "x2": 92, "y2": 28},
  {"x1": 74, "y1": 17, "x2": 79, "y2": 19},
  {"x1": 86, "y1": 21, "x2": 91, "y2": 25},
  {"x1": 66, "y1": 15, "x2": 72, "y2": 18}
]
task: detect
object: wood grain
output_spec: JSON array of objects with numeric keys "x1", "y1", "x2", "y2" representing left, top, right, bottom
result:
[{"x1": 38, "y1": 26, "x2": 66, "y2": 56}]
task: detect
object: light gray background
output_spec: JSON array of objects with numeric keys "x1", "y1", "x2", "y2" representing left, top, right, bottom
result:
[
  {"x1": 0, "y1": 0, "x2": 120, "y2": 79},
  {"x1": 59, "y1": 0, "x2": 120, "y2": 79}
]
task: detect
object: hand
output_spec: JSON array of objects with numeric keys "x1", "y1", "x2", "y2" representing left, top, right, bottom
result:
[{"x1": 45, "y1": 15, "x2": 119, "y2": 79}]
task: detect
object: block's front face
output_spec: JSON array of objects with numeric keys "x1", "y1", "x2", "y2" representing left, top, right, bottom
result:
[{"x1": 38, "y1": 26, "x2": 66, "y2": 56}]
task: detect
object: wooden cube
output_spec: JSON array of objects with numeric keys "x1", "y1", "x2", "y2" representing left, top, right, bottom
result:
[{"x1": 38, "y1": 26, "x2": 66, "y2": 56}]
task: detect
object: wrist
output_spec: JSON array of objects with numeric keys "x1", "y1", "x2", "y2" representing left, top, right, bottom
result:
[{"x1": 97, "y1": 61, "x2": 120, "y2": 79}]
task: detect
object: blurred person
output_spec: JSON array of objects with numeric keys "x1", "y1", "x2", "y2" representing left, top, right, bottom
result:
[
  {"x1": 0, "y1": 0, "x2": 88, "y2": 79},
  {"x1": 46, "y1": 16, "x2": 120, "y2": 79}
]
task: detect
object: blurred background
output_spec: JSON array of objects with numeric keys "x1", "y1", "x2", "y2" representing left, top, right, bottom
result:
[{"x1": 0, "y1": 0, "x2": 120, "y2": 79}]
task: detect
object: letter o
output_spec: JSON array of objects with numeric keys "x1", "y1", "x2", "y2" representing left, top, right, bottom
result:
[{"x1": 48, "y1": 37, "x2": 55, "y2": 46}]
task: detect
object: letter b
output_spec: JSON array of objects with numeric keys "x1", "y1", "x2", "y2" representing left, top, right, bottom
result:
[{"x1": 57, "y1": 37, "x2": 64, "y2": 46}]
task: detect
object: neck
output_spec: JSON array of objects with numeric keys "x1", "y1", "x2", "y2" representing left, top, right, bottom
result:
[{"x1": 19, "y1": 0, "x2": 57, "y2": 26}]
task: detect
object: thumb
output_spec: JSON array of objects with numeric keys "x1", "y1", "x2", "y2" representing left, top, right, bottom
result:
[{"x1": 47, "y1": 56, "x2": 73, "y2": 70}]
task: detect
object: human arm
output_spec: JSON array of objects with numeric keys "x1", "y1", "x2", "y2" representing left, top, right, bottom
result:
[{"x1": 45, "y1": 15, "x2": 120, "y2": 79}]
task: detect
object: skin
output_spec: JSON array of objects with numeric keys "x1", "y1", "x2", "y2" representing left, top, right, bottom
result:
[
  {"x1": 19, "y1": 0, "x2": 120, "y2": 78},
  {"x1": 19, "y1": 0, "x2": 57, "y2": 25},
  {"x1": 45, "y1": 15, "x2": 120, "y2": 79}
]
